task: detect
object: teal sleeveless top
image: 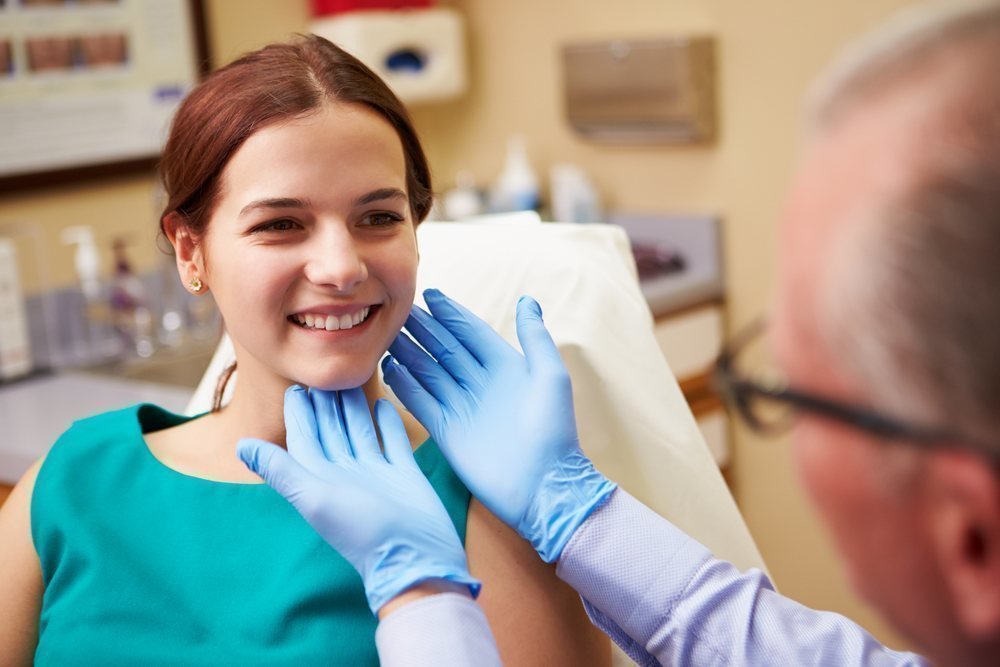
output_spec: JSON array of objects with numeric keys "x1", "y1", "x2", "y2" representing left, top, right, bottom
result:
[{"x1": 30, "y1": 404, "x2": 471, "y2": 666}]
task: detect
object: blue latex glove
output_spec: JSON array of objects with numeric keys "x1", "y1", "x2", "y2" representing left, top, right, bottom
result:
[
  {"x1": 382, "y1": 289, "x2": 617, "y2": 562},
  {"x1": 237, "y1": 385, "x2": 480, "y2": 614}
]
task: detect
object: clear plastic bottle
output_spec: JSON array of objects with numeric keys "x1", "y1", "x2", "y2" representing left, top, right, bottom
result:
[
  {"x1": 489, "y1": 135, "x2": 540, "y2": 213},
  {"x1": 61, "y1": 226, "x2": 115, "y2": 363},
  {"x1": 550, "y1": 163, "x2": 603, "y2": 223}
]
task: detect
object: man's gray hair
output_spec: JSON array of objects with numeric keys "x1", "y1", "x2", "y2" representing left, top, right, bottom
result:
[
  {"x1": 806, "y1": 0, "x2": 1000, "y2": 129},
  {"x1": 812, "y1": 1, "x2": 1000, "y2": 452}
]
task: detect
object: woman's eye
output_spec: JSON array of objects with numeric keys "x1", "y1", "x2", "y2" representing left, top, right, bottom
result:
[
  {"x1": 252, "y1": 218, "x2": 299, "y2": 233},
  {"x1": 362, "y1": 212, "x2": 405, "y2": 227}
]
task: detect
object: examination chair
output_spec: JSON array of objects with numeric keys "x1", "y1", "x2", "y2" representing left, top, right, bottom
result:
[{"x1": 187, "y1": 220, "x2": 766, "y2": 577}]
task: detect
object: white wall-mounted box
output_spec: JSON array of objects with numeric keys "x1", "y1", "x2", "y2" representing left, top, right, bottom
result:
[{"x1": 311, "y1": 8, "x2": 467, "y2": 105}]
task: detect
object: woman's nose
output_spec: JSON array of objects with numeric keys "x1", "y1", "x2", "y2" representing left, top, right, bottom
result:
[{"x1": 303, "y1": 231, "x2": 368, "y2": 291}]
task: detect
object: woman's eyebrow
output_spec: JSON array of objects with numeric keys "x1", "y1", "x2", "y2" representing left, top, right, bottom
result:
[
  {"x1": 239, "y1": 197, "x2": 311, "y2": 217},
  {"x1": 354, "y1": 188, "x2": 407, "y2": 207},
  {"x1": 238, "y1": 189, "x2": 405, "y2": 217}
]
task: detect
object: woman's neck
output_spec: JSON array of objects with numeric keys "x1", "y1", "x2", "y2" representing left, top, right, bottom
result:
[
  {"x1": 144, "y1": 358, "x2": 428, "y2": 483},
  {"x1": 211, "y1": 362, "x2": 424, "y2": 452}
]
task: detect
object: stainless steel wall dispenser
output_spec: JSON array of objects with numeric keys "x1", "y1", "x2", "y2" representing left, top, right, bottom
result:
[{"x1": 562, "y1": 36, "x2": 716, "y2": 144}]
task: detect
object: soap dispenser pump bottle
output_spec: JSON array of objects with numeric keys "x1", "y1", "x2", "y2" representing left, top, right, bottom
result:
[
  {"x1": 61, "y1": 225, "x2": 110, "y2": 364},
  {"x1": 489, "y1": 135, "x2": 540, "y2": 213}
]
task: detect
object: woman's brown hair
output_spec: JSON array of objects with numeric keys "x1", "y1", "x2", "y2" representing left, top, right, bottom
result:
[{"x1": 158, "y1": 35, "x2": 433, "y2": 410}]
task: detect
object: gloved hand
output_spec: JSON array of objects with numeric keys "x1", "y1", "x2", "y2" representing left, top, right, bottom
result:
[
  {"x1": 382, "y1": 289, "x2": 617, "y2": 562},
  {"x1": 237, "y1": 385, "x2": 480, "y2": 614}
]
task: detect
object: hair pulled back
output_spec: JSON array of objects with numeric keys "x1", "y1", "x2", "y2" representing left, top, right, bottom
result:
[{"x1": 158, "y1": 34, "x2": 433, "y2": 240}]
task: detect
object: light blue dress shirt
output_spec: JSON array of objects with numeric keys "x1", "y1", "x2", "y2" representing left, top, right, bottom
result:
[{"x1": 375, "y1": 489, "x2": 930, "y2": 666}]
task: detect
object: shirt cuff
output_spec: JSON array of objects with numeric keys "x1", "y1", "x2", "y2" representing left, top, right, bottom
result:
[
  {"x1": 375, "y1": 592, "x2": 502, "y2": 667},
  {"x1": 556, "y1": 487, "x2": 713, "y2": 641}
]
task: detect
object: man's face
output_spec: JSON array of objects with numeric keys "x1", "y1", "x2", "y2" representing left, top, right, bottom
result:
[{"x1": 771, "y1": 97, "x2": 957, "y2": 650}]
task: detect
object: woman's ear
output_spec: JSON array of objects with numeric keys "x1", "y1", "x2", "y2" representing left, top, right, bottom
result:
[
  {"x1": 162, "y1": 211, "x2": 207, "y2": 290},
  {"x1": 925, "y1": 450, "x2": 1000, "y2": 640}
]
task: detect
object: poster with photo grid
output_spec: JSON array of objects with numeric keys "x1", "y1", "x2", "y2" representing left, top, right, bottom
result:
[{"x1": 0, "y1": 0, "x2": 209, "y2": 191}]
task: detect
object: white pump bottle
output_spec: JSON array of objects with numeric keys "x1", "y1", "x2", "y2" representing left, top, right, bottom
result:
[{"x1": 60, "y1": 226, "x2": 102, "y2": 303}]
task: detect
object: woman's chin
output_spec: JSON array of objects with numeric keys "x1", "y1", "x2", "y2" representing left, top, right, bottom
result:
[{"x1": 292, "y1": 366, "x2": 379, "y2": 393}]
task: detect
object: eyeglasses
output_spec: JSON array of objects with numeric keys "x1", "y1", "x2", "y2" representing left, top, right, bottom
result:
[{"x1": 713, "y1": 319, "x2": 995, "y2": 457}]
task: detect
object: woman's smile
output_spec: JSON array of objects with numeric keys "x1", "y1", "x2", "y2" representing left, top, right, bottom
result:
[{"x1": 288, "y1": 304, "x2": 381, "y2": 334}]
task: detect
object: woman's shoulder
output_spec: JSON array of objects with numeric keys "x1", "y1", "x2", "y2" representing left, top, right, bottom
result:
[
  {"x1": 38, "y1": 404, "x2": 147, "y2": 472},
  {"x1": 30, "y1": 404, "x2": 193, "y2": 556},
  {"x1": 51, "y1": 402, "x2": 186, "y2": 451},
  {"x1": 35, "y1": 403, "x2": 177, "y2": 496},
  {"x1": 0, "y1": 456, "x2": 45, "y2": 666},
  {"x1": 2, "y1": 457, "x2": 45, "y2": 529},
  {"x1": 57, "y1": 403, "x2": 146, "y2": 444}
]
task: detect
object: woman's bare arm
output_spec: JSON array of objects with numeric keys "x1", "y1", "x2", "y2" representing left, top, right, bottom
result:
[
  {"x1": 0, "y1": 460, "x2": 44, "y2": 666},
  {"x1": 467, "y1": 498, "x2": 611, "y2": 666}
]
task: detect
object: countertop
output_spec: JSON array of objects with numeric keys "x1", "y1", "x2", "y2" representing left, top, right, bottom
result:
[
  {"x1": 610, "y1": 213, "x2": 724, "y2": 318},
  {"x1": 0, "y1": 372, "x2": 192, "y2": 485}
]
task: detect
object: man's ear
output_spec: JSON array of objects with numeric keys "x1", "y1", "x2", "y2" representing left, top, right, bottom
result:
[
  {"x1": 925, "y1": 449, "x2": 1000, "y2": 640},
  {"x1": 162, "y1": 212, "x2": 206, "y2": 287}
]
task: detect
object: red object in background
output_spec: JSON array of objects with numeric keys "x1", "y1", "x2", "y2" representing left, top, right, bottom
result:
[{"x1": 310, "y1": 0, "x2": 432, "y2": 16}]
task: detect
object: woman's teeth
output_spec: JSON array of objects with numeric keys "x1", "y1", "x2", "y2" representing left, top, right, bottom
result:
[{"x1": 292, "y1": 306, "x2": 372, "y2": 331}]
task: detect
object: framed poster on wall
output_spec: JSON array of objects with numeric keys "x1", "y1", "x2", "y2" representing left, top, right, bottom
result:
[{"x1": 0, "y1": 0, "x2": 210, "y2": 193}]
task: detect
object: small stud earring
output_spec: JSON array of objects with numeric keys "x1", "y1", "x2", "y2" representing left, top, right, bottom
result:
[{"x1": 189, "y1": 276, "x2": 204, "y2": 293}]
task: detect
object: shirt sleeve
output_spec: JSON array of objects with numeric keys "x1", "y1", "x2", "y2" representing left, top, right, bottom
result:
[
  {"x1": 374, "y1": 592, "x2": 503, "y2": 667},
  {"x1": 555, "y1": 488, "x2": 930, "y2": 667}
]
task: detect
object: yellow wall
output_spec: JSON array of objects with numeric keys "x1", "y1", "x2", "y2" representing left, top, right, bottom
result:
[{"x1": 0, "y1": 0, "x2": 922, "y2": 650}]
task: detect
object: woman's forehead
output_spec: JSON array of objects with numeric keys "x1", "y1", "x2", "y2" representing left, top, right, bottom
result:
[{"x1": 217, "y1": 103, "x2": 408, "y2": 213}]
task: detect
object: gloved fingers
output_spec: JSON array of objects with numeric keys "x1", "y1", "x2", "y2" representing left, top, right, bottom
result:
[
  {"x1": 339, "y1": 386, "x2": 382, "y2": 463},
  {"x1": 423, "y1": 289, "x2": 512, "y2": 370},
  {"x1": 283, "y1": 385, "x2": 326, "y2": 467},
  {"x1": 238, "y1": 437, "x2": 318, "y2": 505},
  {"x1": 388, "y1": 332, "x2": 462, "y2": 405},
  {"x1": 405, "y1": 305, "x2": 487, "y2": 390},
  {"x1": 310, "y1": 388, "x2": 353, "y2": 462},
  {"x1": 373, "y1": 398, "x2": 418, "y2": 468},
  {"x1": 515, "y1": 296, "x2": 565, "y2": 376},
  {"x1": 382, "y1": 355, "x2": 447, "y2": 439}
]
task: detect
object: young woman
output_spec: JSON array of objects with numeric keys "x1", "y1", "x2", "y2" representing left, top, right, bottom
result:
[{"x1": 0, "y1": 36, "x2": 610, "y2": 665}]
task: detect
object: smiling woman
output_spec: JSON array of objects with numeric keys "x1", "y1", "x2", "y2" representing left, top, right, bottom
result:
[
  {"x1": 0, "y1": 36, "x2": 609, "y2": 666},
  {"x1": 165, "y1": 101, "x2": 420, "y2": 405}
]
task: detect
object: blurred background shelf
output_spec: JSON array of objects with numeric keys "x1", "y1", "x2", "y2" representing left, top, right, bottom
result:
[
  {"x1": 0, "y1": 335, "x2": 219, "y2": 488},
  {"x1": 81, "y1": 336, "x2": 219, "y2": 389}
]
